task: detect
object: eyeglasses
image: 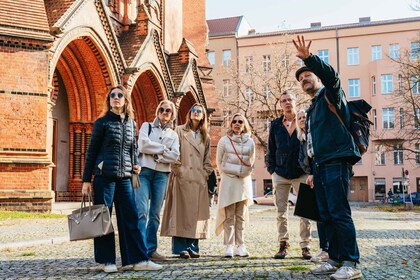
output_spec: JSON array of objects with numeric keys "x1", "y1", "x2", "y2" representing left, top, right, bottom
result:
[
  {"x1": 159, "y1": 107, "x2": 172, "y2": 114},
  {"x1": 280, "y1": 98, "x2": 294, "y2": 103},
  {"x1": 232, "y1": 119, "x2": 244, "y2": 124},
  {"x1": 110, "y1": 92, "x2": 124, "y2": 99},
  {"x1": 191, "y1": 108, "x2": 202, "y2": 114}
]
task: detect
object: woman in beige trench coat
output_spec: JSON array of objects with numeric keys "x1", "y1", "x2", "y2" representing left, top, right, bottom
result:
[{"x1": 161, "y1": 103, "x2": 213, "y2": 259}]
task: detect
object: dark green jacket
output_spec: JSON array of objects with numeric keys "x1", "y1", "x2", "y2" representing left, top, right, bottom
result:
[{"x1": 304, "y1": 54, "x2": 361, "y2": 166}]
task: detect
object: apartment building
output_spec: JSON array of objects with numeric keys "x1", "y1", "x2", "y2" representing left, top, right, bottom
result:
[{"x1": 207, "y1": 16, "x2": 420, "y2": 202}]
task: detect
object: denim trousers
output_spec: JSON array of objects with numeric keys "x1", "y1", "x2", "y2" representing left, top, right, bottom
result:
[
  {"x1": 92, "y1": 175, "x2": 148, "y2": 266},
  {"x1": 312, "y1": 160, "x2": 360, "y2": 264},
  {"x1": 172, "y1": 236, "x2": 199, "y2": 254},
  {"x1": 316, "y1": 222, "x2": 329, "y2": 251},
  {"x1": 135, "y1": 167, "x2": 169, "y2": 257}
]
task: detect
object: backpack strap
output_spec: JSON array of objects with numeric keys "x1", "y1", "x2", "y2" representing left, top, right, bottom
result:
[{"x1": 324, "y1": 95, "x2": 346, "y2": 128}]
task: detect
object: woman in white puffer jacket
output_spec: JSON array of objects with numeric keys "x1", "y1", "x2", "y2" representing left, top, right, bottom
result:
[{"x1": 215, "y1": 113, "x2": 255, "y2": 258}]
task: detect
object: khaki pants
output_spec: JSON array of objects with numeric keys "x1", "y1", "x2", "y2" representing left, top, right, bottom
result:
[
  {"x1": 272, "y1": 173, "x2": 311, "y2": 248},
  {"x1": 223, "y1": 200, "x2": 246, "y2": 246}
]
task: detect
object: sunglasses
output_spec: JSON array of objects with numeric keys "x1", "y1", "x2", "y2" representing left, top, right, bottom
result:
[
  {"x1": 232, "y1": 119, "x2": 244, "y2": 124},
  {"x1": 159, "y1": 107, "x2": 172, "y2": 114},
  {"x1": 191, "y1": 108, "x2": 202, "y2": 114},
  {"x1": 110, "y1": 92, "x2": 124, "y2": 99}
]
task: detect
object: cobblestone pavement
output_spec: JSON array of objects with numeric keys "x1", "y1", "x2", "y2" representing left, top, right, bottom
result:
[{"x1": 0, "y1": 205, "x2": 419, "y2": 280}]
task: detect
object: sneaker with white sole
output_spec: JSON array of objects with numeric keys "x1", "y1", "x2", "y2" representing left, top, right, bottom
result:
[
  {"x1": 330, "y1": 266, "x2": 362, "y2": 280},
  {"x1": 133, "y1": 260, "x2": 163, "y2": 271},
  {"x1": 103, "y1": 263, "x2": 118, "y2": 273},
  {"x1": 234, "y1": 244, "x2": 249, "y2": 257},
  {"x1": 310, "y1": 262, "x2": 338, "y2": 275},
  {"x1": 311, "y1": 249, "x2": 329, "y2": 263},
  {"x1": 225, "y1": 245, "x2": 234, "y2": 258}
]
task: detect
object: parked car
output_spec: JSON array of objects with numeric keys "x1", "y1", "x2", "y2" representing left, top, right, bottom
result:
[
  {"x1": 396, "y1": 192, "x2": 420, "y2": 205},
  {"x1": 253, "y1": 191, "x2": 297, "y2": 206}
]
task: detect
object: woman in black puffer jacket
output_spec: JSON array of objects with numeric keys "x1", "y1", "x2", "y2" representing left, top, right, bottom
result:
[{"x1": 81, "y1": 85, "x2": 162, "y2": 273}]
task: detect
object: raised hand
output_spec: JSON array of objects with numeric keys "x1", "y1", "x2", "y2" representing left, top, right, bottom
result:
[{"x1": 292, "y1": 35, "x2": 312, "y2": 60}]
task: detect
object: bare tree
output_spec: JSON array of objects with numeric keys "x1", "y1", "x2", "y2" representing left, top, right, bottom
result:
[{"x1": 217, "y1": 35, "x2": 310, "y2": 151}]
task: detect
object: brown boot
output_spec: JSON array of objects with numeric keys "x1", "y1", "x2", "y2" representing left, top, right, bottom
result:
[
  {"x1": 274, "y1": 241, "x2": 288, "y2": 259},
  {"x1": 301, "y1": 247, "x2": 312, "y2": 260}
]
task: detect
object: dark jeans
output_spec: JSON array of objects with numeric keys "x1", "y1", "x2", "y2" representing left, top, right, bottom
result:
[
  {"x1": 312, "y1": 161, "x2": 359, "y2": 265},
  {"x1": 172, "y1": 236, "x2": 199, "y2": 254},
  {"x1": 316, "y1": 222, "x2": 328, "y2": 251},
  {"x1": 93, "y1": 175, "x2": 148, "y2": 266}
]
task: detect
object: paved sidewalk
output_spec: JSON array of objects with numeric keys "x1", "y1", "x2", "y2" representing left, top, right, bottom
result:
[{"x1": 0, "y1": 204, "x2": 419, "y2": 279}]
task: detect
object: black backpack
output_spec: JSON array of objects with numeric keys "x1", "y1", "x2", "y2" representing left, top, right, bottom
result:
[{"x1": 325, "y1": 96, "x2": 373, "y2": 155}]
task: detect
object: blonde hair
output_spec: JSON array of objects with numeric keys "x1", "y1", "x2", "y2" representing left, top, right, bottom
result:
[
  {"x1": 227, "y1": 113, "x2": 251, "y2": 136},
  {"x1": 100, "y1": 85, "x2": 134, "y2": 119},
  {"x1": 155, "y1": 99, "x2": 177, "y2": 122},
  {"x1": 185, "y1": 103, "x2": 209, "y2": 143},
  {"x1": 296, "y1": 109, "x2": 306, "y2": 142}
]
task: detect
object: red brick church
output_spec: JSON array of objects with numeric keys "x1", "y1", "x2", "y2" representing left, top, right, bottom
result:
[{"x1": 0, "y1": 0, "x2": 218, "y2": 211}]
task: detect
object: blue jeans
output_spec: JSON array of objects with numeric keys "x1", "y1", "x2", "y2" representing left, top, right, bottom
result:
[
  {"x1": 92, "y1": 176, "x2": 148, "y2": 266},
  {"x1": 135, "y1": 167, "x2": 169, "y2": 256},
  {"x1": 172, "y1": 236, "x2": 199, "y2": 254},
  {"x1": 312, "y1": 161, "x2": 359, "y2": 265},
  {"x1": 316, "y1": 222, "x2": 328, "y2": 251}
]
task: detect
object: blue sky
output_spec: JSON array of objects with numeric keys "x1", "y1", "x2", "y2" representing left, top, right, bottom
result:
[{"x1": 206, "y1": 0, "x2": 419, "y2": 32}]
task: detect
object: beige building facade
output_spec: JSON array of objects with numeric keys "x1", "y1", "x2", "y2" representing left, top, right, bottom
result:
[{"x1": 207, "y1": 16, "x2": 420, "y2": 202}]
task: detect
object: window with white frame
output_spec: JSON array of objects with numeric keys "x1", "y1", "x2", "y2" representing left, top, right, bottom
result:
[
  {"x1": 371, "y1": 76, "x2": 376, "y2": 95},
  {"x1": 400, "y1": 108, "x2": 404, "y2": 129},
  {"x1": 381, "y1": 74, "x2": 393, "y2": 94},
  {"x1": 245, "y1": 56, "x2": 253, "y2": 73},
  {"x1": 412, "y1": 75, "x2": 419, "y2": 94},
  {"x1": 382, "y1": 107, "x2": 394, "y2": 129},
  {"x1": 415, "y1": 108, "x2": 420, "y2": 129},
  {"x1": 207, "y1": 51, "x2": 215, "y2": 66},
  {"x1": 222, "y1": 79, "x2": 231, "y2": 97},
  {"x1": 371, "y1": 45, "x2": 382, "y2": 61},
  {"x1": 375, "y1": 145, "x2": 386, "y2": 165},
  {"x1": 262, "y1": 55, "x2": 271, "y2": 72},
  {"x1": 416, "y1": 143, "x2": 420, "y2": 164},
  {"x1": 373, "y1": 109, "x2": 377, "y2": 130},
  {"x1": 348, "y1": 79, "x2": 360, "y2": 97},
  {"x1": 393, "y1": 144, "x2": 403, "y2": 165},
  {"x1": 263, "y1": 84, "x2": 271, "y2": 99},
  {"x1": 389, "y1": 43, "x2": 400, "y2": 59},
  {"x1": 317, "y1": 50, "x2": 329, "y2": 63},
  {"x1": 347, "y1": 48, "x2": 359, "y2": 65},
  {"x1": 222, "y1": 50, "x2": 231, "y2": 66},
  {"x1": 281, "y1": 54, "x2": 290, "y2": 68},
  {"x1": 245, "y1": 87, "x2": 254, "y2": 103},
  {"x1": 410, "y1": 41, "x2": 419, "y2": 60}
]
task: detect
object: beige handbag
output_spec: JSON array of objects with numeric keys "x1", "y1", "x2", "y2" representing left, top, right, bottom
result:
[{"x1": 68, "y1": 193, "x2": 114, "y2": 241}]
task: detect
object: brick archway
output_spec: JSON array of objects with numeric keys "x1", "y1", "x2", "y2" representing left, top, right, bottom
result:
[
  {"x1": 52, "y1": 37, "x2": 112, "y2": 201},
  {"x1": 177, "y1": 91, "x2": 198, "y2": 125}
]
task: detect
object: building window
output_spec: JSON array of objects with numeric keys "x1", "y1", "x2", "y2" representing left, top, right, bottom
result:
[
  {"x1": 415, "y1": 108, "x2": 420, "y2": 129},
  {"x1": 381, "y1": 74, "x2": 393, "y2": 94},
  {"x1": 207, "y1": 51, "x2": 215, "y2": 66},
  {"x1": 389, "y1": 43, "x2": 400, "y2": 59},
  {"x1": 393, "y1": 178, "x2": 404, "y2": 193},
  {"x1": 245, "y1": 56, "x2": 253, "y2": 73},
  {"x1": 373, "y1": 109, "x2": 377, "y2": 130},
  {"x1": 222, "y1": 50, "x2": 231, "y2": 66},
  {"x1": 348, "y1": 79, "x2": 360, "y2": 98},
  {"x1": 347, "y1": 47, "x2": 359, "y2": 65},
  {"x1": 374, "y1": 178, "x2": 386, "y2": 201},
  {"x1": 411, "y1": 41, "x2": 420, "y2": 60},
  {"x1": 393, "y1": 144, "x2": 403, "y2": 165},
  {"x1": 398, "y1": 74, "x2": 403, "y2": 94},
  {"x1": 371, "y1": 76, "x2": 376, "y2": 95},
  {"x1": 399, "y1": 108, "x2": 404, "y2": 129},
  {"x1": 317, "y1": 50, "x2": 329, "y2": 63},
  {"x1": 222, "y1": 79, "x2": 231, "y2": 97},
  {"x1": 415, "y1": 143, "x2": 420, "y2": 164},
  {"x1": 245, "y1": 87, "x2": 254, "y2": 103},
  {"x1": 382, "y1": 108, "x2": 394, "y2": 129},
  {"x1": 263, "y1": 84, "x2": 271, "y2": 99},
  {"x1": 262, "y1": 55, "x2": 271, "y2": 72},
  {"x1": 412, "y1": 75, "x2": 419, "y2": 94},
  {"x1": 375, "y1": 145, "x2": 386, "y2": 165},
  {"x1": 371, "y1": 45, "x2": 382, "y2": 61}
]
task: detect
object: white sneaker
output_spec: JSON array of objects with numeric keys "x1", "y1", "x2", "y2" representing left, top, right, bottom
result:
[
  {"x1": 310, "y1": 262, "x2": 338, "y2": 275},
  {"x1": 225, "y1": 245, "x2": 234, "y2": 258},
  {"x1": 330, "y1": 266, "x2": 362, "y2": 280},
  {"x1": 133, "y1": 260, "x2": 163, "y2": 271},
  {"x1": 311, "y1": 249, "x2": 329, "y2": 263},
  {"x1": 103, "y1": 263, "x2": 118, "y2": 273},
  {"x1": 234, "y1": 244, "x2": 249, "y2": 257}
]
